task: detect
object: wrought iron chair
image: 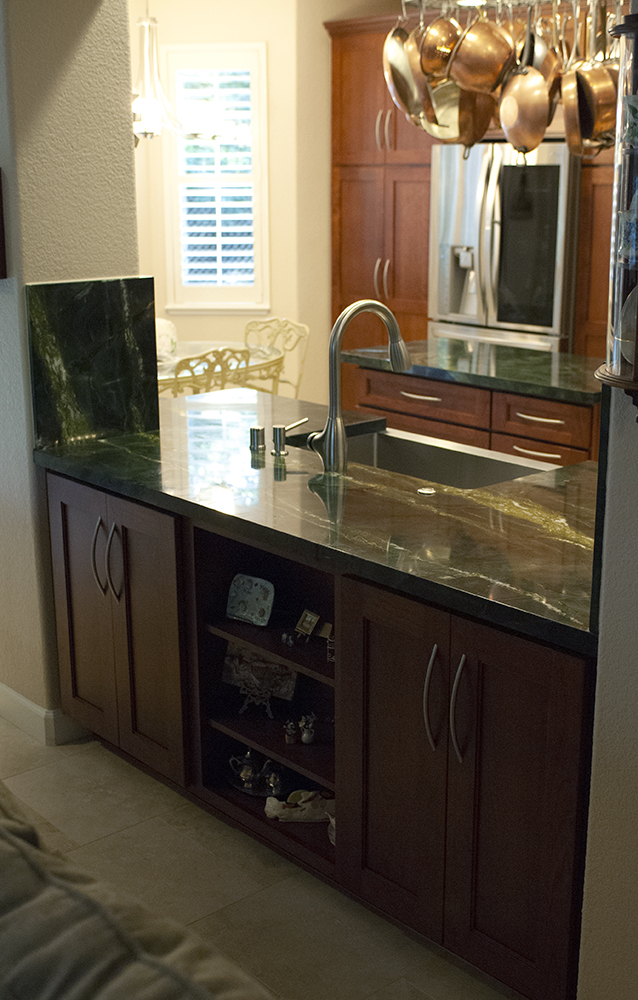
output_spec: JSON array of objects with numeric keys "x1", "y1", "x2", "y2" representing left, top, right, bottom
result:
[
  {"x1": 243, "y1": 317, "x2": 310, "y2": 398},
  {"x1": 168, "y1": 347, "x2": 251, "y2": 397}
]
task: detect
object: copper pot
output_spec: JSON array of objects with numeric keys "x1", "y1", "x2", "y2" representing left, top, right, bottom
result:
[
  {"x1": 420, "y1": 14, "x2": 462, "y2": 78},
  {"x1": 562, "y1": 0, "x2": 587, "y2": 155},
  {"x1": 498, "y1": 6, "x2": 549, "y2": 153},
  {"x1": 422, "y1": 79, "x2": 495, "y2": 148},
  {"x1": 576, "y1": 0, "x2": 617, "y2": 140},
  {"x1": 447, "y1": 12, "x2": 515, "y2": 94},
  {"x1": 405, "y1": 22, "x2": 439, "y2": 125}
]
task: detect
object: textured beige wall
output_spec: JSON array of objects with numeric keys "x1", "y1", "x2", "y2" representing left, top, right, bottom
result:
[{"x1": 0, "y1": 0, "x2": 137, "y2": 707}]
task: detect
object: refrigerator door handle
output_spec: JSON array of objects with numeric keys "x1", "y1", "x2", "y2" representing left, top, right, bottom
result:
[
  {"x1": 483, "y1": 145, "x2": 501, "y2": 325},
  {"x1": 475, "y1": 146, "x2": 492, "y2": 325}
]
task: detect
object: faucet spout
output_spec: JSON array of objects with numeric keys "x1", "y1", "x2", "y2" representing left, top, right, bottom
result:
[{"x1": 307, "y1": 300, "x2": 411, "y2": 476}]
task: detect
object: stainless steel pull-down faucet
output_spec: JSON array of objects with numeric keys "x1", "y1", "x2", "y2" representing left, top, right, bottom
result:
[{"x1": 307, "y1": 299, "x2": 412, "y2": 476}]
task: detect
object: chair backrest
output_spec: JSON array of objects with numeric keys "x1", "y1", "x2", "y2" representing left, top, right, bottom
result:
[
  {"x1": 171, "y1": 347, "x2": 250, "y2": 396},
  {"x1": 244, "y1": 318, "x2": 309, "y2": 398}
]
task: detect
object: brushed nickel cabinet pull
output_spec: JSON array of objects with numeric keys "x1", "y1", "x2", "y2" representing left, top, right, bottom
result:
[
  {"x1": 514, "y1": 411, "x2": 565, "y2": 425},
  {"x1": 384, "y1": 108, "x2": 392, "y2": 149},
  {"x1": 382, "y1": 258, "x2": 390, "y2": 300},
  {"x1": 450, "y1": 653, "x2": 466, "y2": 764},
  {"x1": 373, "y1": 258, "x2": 382, "y2": 298},
  {"x1": 512, "y1": 444, "x2": 562, "y2": 460},
  {"x1": 400, "y1": 390, "x2": 443, "y2": 402},
  {"x1": 375, "y1": 109, "x2": 383, "y2": 150},
  {"x1": 423, "y1": 643, "x2": 438, "y2": 752},
  {"x1": 90, "y1": 516, "x2": 108, "y2": 596},
  {"x1": 105, "y1": 522, "x2": 122, "y2": 603}
]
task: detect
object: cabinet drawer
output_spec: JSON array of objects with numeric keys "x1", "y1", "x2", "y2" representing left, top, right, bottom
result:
[
  {"x1": 491, "y1": 432, "x2": 590, "y2": 467},
  {"x1": 491, "y1": 392, "x2": 592, "y2": 449},
  {"x1": 358, "y1": 405, "x2": 490, "y2": 448},
  {"x1": 361, "y1": 371, "x2": 491, "y2": 428}
]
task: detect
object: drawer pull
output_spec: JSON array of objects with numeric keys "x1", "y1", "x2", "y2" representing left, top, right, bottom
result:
[
  {"x1": 400, "y1": 391, "x2": 443, "y2": 402},
  {"x1": 450, "y1": 653, "x2": 466, "y2": 765},
  {"x1": 512, "y1": 444, "x2": 562, "y2": 460},
  {"x1": 423, "y1": 643, "x2": 438, "y2": 752},
  {"x1": 375, "y1": 109, "x2": 383, "y2": 150},
  {"x1": 514, "y1": 411, "x2": 565, "y2": 425}
]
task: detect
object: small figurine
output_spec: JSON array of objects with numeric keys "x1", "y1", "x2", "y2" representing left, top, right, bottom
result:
[
  {"x1": 299, "y1": 713, "x2": 317, "y2": 744},
  {"x1": 283, "y1": 719, "x2": 298, "y2": 744}
]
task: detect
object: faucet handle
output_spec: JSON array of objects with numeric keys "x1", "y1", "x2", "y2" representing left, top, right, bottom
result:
[{"x1": 272, "y1": 417, "x2": 309, "y2": 457}]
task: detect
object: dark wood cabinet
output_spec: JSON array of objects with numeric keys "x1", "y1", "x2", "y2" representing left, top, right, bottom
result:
[
  {"x1": 45, "y1": 467, "x2": 594, "y2": 999},
  {"x1": 340, "y1": 577, "x2": 591, "y2": 1000},
  {"x1": 47, "y1": 474, "x2": 186, "y2": 785}
]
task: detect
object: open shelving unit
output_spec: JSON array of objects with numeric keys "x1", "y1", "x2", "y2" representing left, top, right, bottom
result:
[{"x1": 191, "y1": 528, "x2": 337, "y2": 872}]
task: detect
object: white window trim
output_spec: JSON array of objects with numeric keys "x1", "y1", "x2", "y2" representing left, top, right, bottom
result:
[{"x1": 161, "y1": 42, "x2": 270, "y2": 315}]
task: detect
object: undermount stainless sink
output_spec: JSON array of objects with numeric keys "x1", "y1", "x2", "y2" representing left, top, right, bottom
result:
[{"x1": 346, "y1": 427, "x2": 556, "y2": 489}]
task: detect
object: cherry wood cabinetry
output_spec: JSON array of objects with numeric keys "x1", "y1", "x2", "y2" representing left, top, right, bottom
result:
[
  {"x1": 47, "y1": 474, "x2": 186, "y2": 785},
  {"x1": 328, "y1": 16, "x2": 435, "y2": 356},
  {"x1": 573, "y1": 149, "x2": 614, "y2": 360},
  {"x1": 339, "y1": 577, "x2": 592, "y2": 1000},
  {"x1": 349, "y1": 367, "x2": 600, "y2": 464}
]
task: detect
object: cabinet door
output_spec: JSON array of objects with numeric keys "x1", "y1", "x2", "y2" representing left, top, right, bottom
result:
[
  {"x1": 108, "y1": 496, "x2": 185, "y2": 785},
  {"x1": 331, "y1": 32, "x2": 387, "y2": 166},
  {"x1": 444, "y1": 617, "x2": 589, "y2": 1000},
  {"x1": 339, "y1": 578, "x2": 450, "y2": 941},
  {"x1": 47, "y1": 475, "x2": 119, "y2": 744},
  {"x1": 383, "y1": 166, "x2": 430, "y2": 318}
]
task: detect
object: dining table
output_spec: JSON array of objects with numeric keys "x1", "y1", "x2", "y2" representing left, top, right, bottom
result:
[{"x1": 157, "y1": 340, "x2": 284, "y2": 397}]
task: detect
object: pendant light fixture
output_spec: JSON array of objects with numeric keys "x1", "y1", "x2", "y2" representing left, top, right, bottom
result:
[{"x1": 132, "y1": 7, "x2": 210, "y2": 142}]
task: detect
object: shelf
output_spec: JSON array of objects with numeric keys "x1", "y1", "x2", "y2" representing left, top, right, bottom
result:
[
  {"x1": 206, "y1": 620, "x2": 335, "y2": 685},
  {"x1": 194, "y1": 782, "x2": 336, "y2": 872},
  {"x1": 208, "y1": 716, "x2": 335, "y2": 789}
]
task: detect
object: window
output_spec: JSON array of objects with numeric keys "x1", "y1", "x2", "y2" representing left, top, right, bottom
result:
[{"x1": 162, "y1": 44, "x2": 269, "y2": 313}]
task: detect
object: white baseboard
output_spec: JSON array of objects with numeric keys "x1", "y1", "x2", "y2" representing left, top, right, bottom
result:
[{"x1": 0, "y1": 682, "x2": 88, "y2": 745}]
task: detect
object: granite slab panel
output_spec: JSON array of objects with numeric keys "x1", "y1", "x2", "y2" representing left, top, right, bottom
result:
[
  {"x1": 34, "y1": 389, "x2": 597, "y2": 656},
  {"x1": 27, "y1": 276, "x2": 159, "y2": 448},
  {"x1": 342, "y1": 340, "x2": 604, "y2": 404}
]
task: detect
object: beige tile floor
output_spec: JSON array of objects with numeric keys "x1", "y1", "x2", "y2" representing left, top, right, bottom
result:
[{"x1": 1, "y1": 715, "x2": 517, "y2": 1000}]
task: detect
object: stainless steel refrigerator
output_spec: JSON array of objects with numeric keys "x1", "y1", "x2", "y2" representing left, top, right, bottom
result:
[{"x1": 427, "y1": 141, "x2": 580, "y2": 372}]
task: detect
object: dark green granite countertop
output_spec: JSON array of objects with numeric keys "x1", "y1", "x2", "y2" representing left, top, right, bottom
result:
[
  {"x1": 342, "y1": 340, "x2": 604, "y2": 405},
  {"x1": 34, "y1": 389, "x2": 598, "y2": 657}
]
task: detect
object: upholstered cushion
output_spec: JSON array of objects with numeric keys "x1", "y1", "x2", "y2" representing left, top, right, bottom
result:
[{"x1": 0, "y1": 781, "x2": 273, "y2": 1000}]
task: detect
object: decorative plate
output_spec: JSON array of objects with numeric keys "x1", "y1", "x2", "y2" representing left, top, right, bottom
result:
[{"x1": 226, "y1": 574, "x2": 274, "y2": 627}]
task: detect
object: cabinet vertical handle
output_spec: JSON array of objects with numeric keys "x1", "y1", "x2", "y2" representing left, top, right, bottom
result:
[
  {"x1": 384, "y1": 108, "x2": 392, "y2": 150},
  {"x1": 375, "y1": 109, "x2": 383, "y2": 150},
  {"x1": 423, "y1": 643, "x2": 438, "y2": 752},
  {"x1": 105, "y1": 522, "x2": 122, "y2": 602},
  {"x1": 373, "y1": 257, "x2": 382, "y2": 298},
  {"x1": 450, "y1": 653, "x2": 466, "y2": 764},
  {"x1": 90, "y1": 516, "x2": 108, "y2": 596},
  {"x1": 382, "y1": 258, "x2": 390, "y2": 300}
]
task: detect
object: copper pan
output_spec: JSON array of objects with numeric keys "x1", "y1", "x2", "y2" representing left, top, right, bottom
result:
[
  {"x1": 562, "y1": 0, "x2": 587, "y2": 155},
  {"x1": 498, "y1": 6, "x2": 549, "y2": 153},
  {"x1": 422, "y1": 79, "x2": 495, "y2": 148},
  {"x1": 576, "y1": 0, "x2": 617, "y2": 139},
  {"x1": 405, "y1": 20, "x2": 439, "y2": 125},
  {"x1": 420, "y1": 14, "x2": 462, "y2": 78},
  {"x1": 447, "y1": 9, "x2": 516, "y2": 94}
]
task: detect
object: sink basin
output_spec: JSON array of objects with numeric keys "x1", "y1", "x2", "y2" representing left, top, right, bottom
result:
[{"x1": 346, "y1": 427, "x2": 556, "y2": 489}]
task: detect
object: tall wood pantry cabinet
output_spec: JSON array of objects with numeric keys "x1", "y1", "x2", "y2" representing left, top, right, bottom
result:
[
  {"x1": 338, "y1": 578, "x2": 592, "y2": 1000},
  {"x1": 47, "y1": 474, "x2": 186, "y2": 785}
]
